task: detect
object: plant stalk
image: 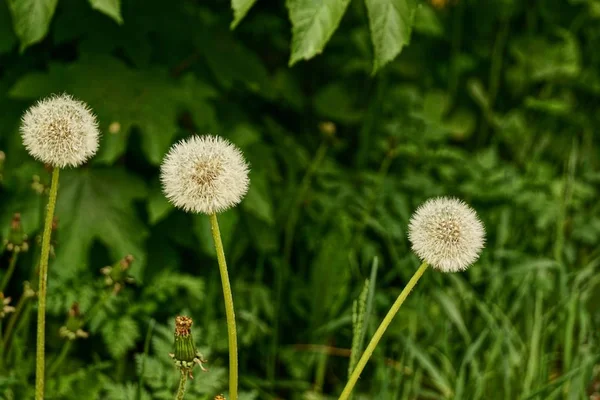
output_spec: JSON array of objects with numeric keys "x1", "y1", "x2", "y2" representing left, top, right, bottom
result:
[
  {"x1": 35, "y1": 167, "x2": 60, "y2": 400},
  {"x1": 47, "y1": 340, "x2": 72, "y2": 377},
  {"x1": 175, "y1": 371, "x2": 188, "y2": 400},
  {"x1": 338, "y1": 262, "x2": 429, "y2": 400},
  {"x1": 209, "y1": 213, "x2": 238, "y2": 400},
  {"x1": 0, "y1": 252, "x2": 19, "y2": 293}
]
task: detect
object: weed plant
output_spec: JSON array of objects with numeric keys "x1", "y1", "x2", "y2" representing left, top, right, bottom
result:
[{"x1": 0, "y1": 1, "x2": 599, "y2": 399}]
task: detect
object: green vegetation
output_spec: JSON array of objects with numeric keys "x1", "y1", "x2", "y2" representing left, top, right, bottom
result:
[{"x1": 1, "y1": 0, "x2": 599, "y2": 399}]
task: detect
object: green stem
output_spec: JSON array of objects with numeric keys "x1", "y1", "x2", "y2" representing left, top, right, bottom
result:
[
  {"x1": 209, "y1": 213, "x2": 238, "y2": 400},
  {"x1": 36, "y1": 167, "x2": 60, "y2": 400},
  {"x1": 175, "y1": 371, "x2": 188, "y2": 400},
  {"x1": 0, "y1": 252, "x2": 19, "y2": 293},
  {"x1": 338, "y1": 262, "x2": 429, "y2": 400},
  {"x1": 47, "y1": 340, "x2": 72, "y2": 377},
  {"x1": 2, "y1": 292, "x2": 32, "y2": 352}
]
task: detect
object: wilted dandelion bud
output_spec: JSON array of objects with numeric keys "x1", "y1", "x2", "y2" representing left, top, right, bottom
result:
[
  {"x1": 21, "y1": 94, "x2": 100, "y2": 168},
  {"x1": 4, "y1": 213, "x2": 29, "y2": 253},
  {"x1": 408, "y1": 197, "x2": 485, "y2": 273},
  {"x1": 0, "y1": 293, "x2": 16, "y2": 319},
  {"x1": 58, "y1": 302, "x2": 89, "y2": 340},
  {"x1": 169, "y1": 316, "x2": 207, "y2": 379},
  {"x1": 160, "y1": 135, "x2": 250, "y2": 214}
]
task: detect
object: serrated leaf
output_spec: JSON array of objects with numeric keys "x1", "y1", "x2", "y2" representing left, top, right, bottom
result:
[
  {"x1": 101, "y1": 316, "x2": 140, "y2": 359},
  {"x1": 6, "y1": 0, "x2": 58, "y2": 50},
  {"x1": 286, "y1": 0, "x2": 351, "y2": 66},
  {"x1": 88, "y1": 0, "x2": 123, "y2": 24},
  {"x1": 365, "y1": 0, "x2": 416, "y2": 73},
  {"x1": 230, "y1": 0, "x2": 258, "y2": 29},
  {"x1": 52, "y1": 168, "x2": 148, "y2": 280},
  {"x1": 9, "y1": 54, "x2": 218, "y2": 164}
]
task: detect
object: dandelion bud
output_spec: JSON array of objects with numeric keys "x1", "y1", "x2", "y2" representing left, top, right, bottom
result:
[
  {"x1": 408, "y1": 197, "x2": 485, "y2": 273},
  {"x1": 160, "y1": 135, "x2": 250, "y2": 214},
  {"x1": 4, "y1": 213, "x2": 28, "y2": 253},
  {"x1": 169, "y1": 316, "x2": 207, "y2": 379},
  {"x1": 20, "y1": 94, "x2": 100, "y2": 168},
  {"x1": 1, "y1": 293, "x2": 16, "y2": 319},
  {"x1": 59, "y1": 302, "x2": 89, "y2": 340}
]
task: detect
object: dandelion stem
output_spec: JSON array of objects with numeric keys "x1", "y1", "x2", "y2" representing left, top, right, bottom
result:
[
  {"x1": 209, "y1": 213, "x2": 238, "y2": 400},
  {"x1": 0, "y1": 252, "x2": 19, "y2": 293},
  {"x1": 338, "y1": 262, "x2": 429, "y2": 400},
  {"x1": 35, "y1": 167, "x2": 60, "y2": 400},
  {"x1": 2, "y1": 286, "x2": 33, "y2": 352},
  {"x1": 175, "y1": 371, "x2": 188, "y2": 400},
  {"x1": 47, "y1": 340, "x2": 72, "y2": 377}
]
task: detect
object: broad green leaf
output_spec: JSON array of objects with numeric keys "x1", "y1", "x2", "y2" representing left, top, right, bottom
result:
[
  {"x1": 0, "y1": 2, "x2": 17, "y2": 53},
  {"x1": 364, "y1": 0, "x2": 416, "y2": 73},
  {"x1": 286, "y1": 0, "x2": 351, "y2": 66},
  {"x1": 199, "y1": 30, "x2": 273, "y2": 97},
  {"x1": 88, "y1": 0, "x2": 123, "y2": 24},
  {"x1": 52, "y1": 168, "x2": 148, "y2": 280},
  {"x1": 147, "y1": 182, "x2": 173, "y2": 225},
  {"x1": 9, "y1": 54, "x2": 218, "y2": 164},
  {"x1": 242, "y1": 171, "x2": 275, "y2": 225},
  {"x1": 6, "y1": 0, "x2": 58, "y2": 50},
  {"x1": 230, "y1": 0, "x2": 258, "y2": 29}
]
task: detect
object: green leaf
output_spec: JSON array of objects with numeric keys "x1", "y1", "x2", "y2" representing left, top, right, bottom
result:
[
  {"x1": 364, "y1": 0, "x2": 416, "y2": 73},
  {"x1": 147, "y1": 182, "x2": 172, "y2": 225},
  {"x1": 6, "y1": 0, "x2": 58, "y2": 50},
  {"x1": 0, "y1": 2, "x2": 17, "y2": 53},
  {"x1": 52, "y1": 168, "x2": 148, "y2": 280},
  {"x1": 88, "y1": 0, "x2": 123, "y2": 24},
  {"x1": 9, "y1": 54, "x2": 218, "y2": 164},
  {"x1": 101, "y1": 315, "x2": 140, "y2": 359},
  {"x1": 230, "y1": 0, "x2": 258, "y2": 29},
  {"x1": 242, "y1": 171, "x2": 274, "y2": 225},
  {"x1": 286, "y1": 0, "x2": 351, "y2": 66}
]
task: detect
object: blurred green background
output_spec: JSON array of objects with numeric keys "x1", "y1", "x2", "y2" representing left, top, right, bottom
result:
[{"x1": 1, "y1": 0, "x2": 600, "y2": 399}]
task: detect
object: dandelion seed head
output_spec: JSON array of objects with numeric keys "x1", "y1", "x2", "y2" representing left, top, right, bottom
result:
[
  {"x1": 160, "y1": 135, "x2": 250, "y2": 214},
  {"x1": 20, "y1": 94, "x2": 100, "y2": 168},
  {"x1": 408, "y1": 197, "x2": 485, "y2": 273}
]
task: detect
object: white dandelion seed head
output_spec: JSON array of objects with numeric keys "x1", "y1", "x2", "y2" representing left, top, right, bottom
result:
[
  {"x1": 20, "y1": 94, "x2": 100, "y2": 168},
  {"x1": 160, "y1": 135, "x2": 250, "y2": 214},
  {"x1": 408, "y1": 197, "x2": 485, "y2": 273}
]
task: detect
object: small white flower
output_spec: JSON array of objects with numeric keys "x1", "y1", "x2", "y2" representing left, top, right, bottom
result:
[
  {"x1": 408, "y1": 197, "x2": 485, "y2": 273},
  {"x1": 21, "y1": 94, "x2": 100, "y2": 168},
  {"x1": 160, "y1": 135, "x2": 250, "y2": 214}
]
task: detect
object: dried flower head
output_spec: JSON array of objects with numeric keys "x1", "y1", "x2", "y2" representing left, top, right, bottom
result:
[
  {"x1": 160, "y1": 135, "x2": 250, "y2": 214},
  {"x1": 1, "y1": 293, "x2": 16, "y2": 319},
  {"x1": 21, "y1": 94, "x2": 100, "y2": 168},
  {"x1": 169, "y1": 315, "x2": 207, "y2": 378},
  {"x1": 408, "y1": 197, "x2": 485, "y2": 273}
]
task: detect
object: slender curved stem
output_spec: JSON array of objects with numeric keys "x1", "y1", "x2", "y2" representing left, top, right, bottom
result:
[
  {"x1": 209, "y1": 213, "x2": 238, "y2": 400},
  {"x1": 2, "y1": 289, "x2": 33, "y2": 352},
  {"x1": 47, "y1": 340, "x2": 72, "y2": 377},
  {"x1": 175, "y1": 371, "x2": 188, "y2": 400},
  {"x1": 338, "y1": 262, "x2": 429, "y2": 400},
  {"x1": 0, "y1": 252, "x2": 19, "y2": 293},
  {"x1": 35, "y1": 167, "x2": 60, "y2": 400}
]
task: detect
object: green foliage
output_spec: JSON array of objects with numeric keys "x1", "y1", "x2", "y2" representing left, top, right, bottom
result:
[
  {"x1": 365, "y1": 0, "x2": 416, "y2": 73},
  {"x1": 6, "y1": 0, "x2": 58, "y2": 50},
  {"x1": 287, "y1": 0, "x2": 352, "y2": 66},
  {"x1": 1, "y1": 0, "x2": 600, "y2": 399}
]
